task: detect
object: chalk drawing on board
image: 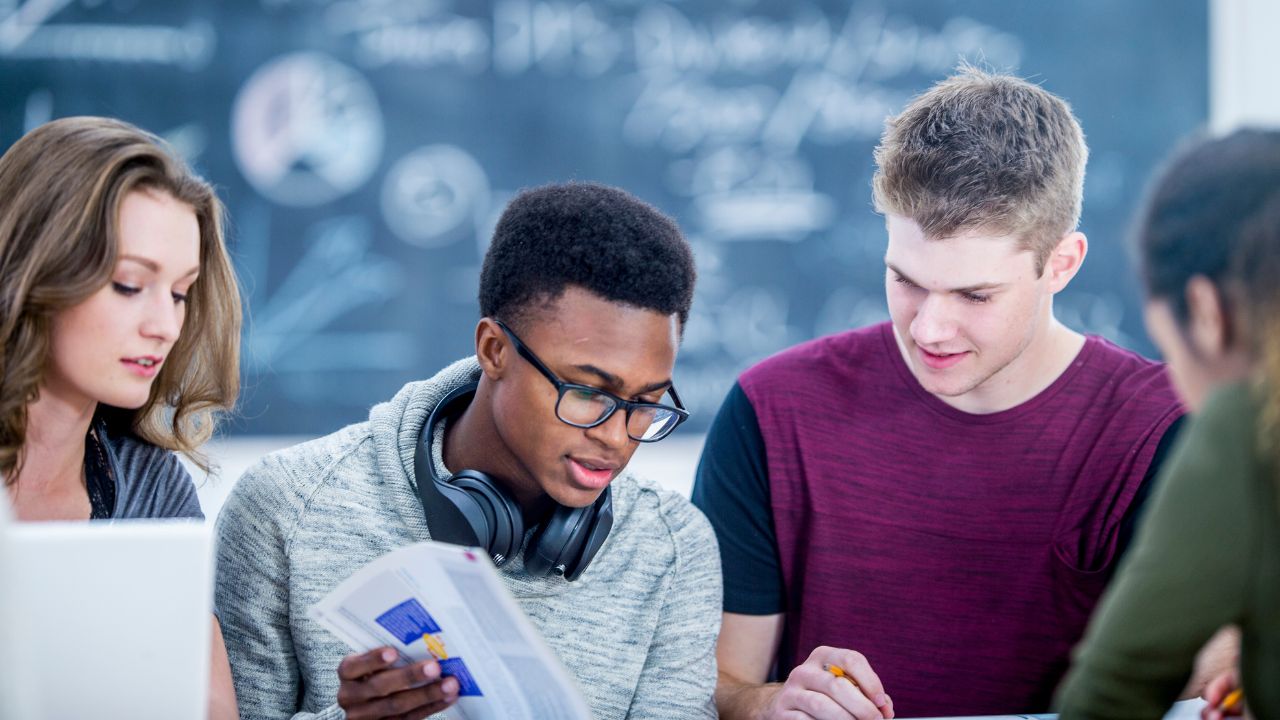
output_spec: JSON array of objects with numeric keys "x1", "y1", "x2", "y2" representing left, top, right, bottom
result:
[
  {"x1": 248, "y1": 216, "x2": 411, "y2": 375},
  {"x1": 670, "y1": 147, "x2": 835, "y2": 241},
  {"x1": 23, "y1": 88, "x2": 51, "y2": 132},
  {"x1": 1058, "y1": 292, "x2": 1133, "y2": 349},
  {"x1": 161, "y1": 123, "x2": 208, "y2": 165},
  {"x1": 626, "y1": 5, "x2": 1023, "y2": 256},
  {"x1": 0, "y1": 0, "x2": 94, "y2": 51},
  {"x1": 323, "y1": 1, "x2": 490, "y2": 72},
  {"x1": 232, "y1": 52, "x2": 384, "y2": 207},
  {"x1": 493, "y1": 0, "x2": 622, "y2": 77},
  {"x1": 381, "y1": 144, "x2": 491, "y2": 248},
  {"x1": 717, "y1": 286, "x2": 802, "y2": 363},
  {"x1": 0, "y1": 1, "x2": 215, "y2": 68},
  {"x1": 814, "y1": 286, "x2": 889, "y2": 339},
  {"x1": 624, "y1": 76, "x2": 779, "y2": 154},
  {"x1": 0, "y1": 0, "x2": 1205, "y2": 432},
  {"x1": 472, "y1": 189, "x2": 512, "y2": 261}
]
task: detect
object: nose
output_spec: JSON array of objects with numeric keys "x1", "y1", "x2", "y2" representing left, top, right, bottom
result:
[
  {"x1": 584, "y1": 404, "x2": 632, "y2": 451},
  {"x1": 910, "y1": 294, "x2": 957, "y2": 347},
  {"x1": 140, "y1": 291, "x2": 183, "y2": 345}
]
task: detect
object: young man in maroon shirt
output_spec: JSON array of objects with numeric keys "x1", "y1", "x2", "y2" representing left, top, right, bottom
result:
[{"x1": 692, "y1": 68, "x2": 1231, "y2": 718}]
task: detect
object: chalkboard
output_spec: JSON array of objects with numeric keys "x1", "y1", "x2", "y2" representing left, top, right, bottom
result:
[{"x1": 0, "y1": 0, "x2": 1209, "y2": 435}]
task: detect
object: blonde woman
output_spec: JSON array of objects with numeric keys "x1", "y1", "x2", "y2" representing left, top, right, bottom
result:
[{"x1": 0, "y1": 116, "x2": 241, "y2": 718}]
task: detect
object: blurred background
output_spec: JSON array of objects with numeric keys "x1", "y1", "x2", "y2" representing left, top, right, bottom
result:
[{"x1": 2, "y1": 0, "x2": 1276, "y2": 515}]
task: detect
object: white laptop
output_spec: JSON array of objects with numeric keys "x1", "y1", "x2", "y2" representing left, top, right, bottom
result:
[{"x1": 0, "y1": 489, "x2": 212, "y2": 720}]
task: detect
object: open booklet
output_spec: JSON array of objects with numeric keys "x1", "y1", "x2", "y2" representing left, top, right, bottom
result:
[{"x1": 309, "y1": 541, "x2": 592, "y2": 720}]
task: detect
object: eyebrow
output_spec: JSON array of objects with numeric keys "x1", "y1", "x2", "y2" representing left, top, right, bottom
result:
[
  {"x1": 885, "y1": 262, "x2": 1005, "y2": 294},
  {"x1": 572, "y1": 364, "x2": 673, "y2": 397},
  {"x1": 119, "y1": 255, "x2": 199, "y2": 279}
]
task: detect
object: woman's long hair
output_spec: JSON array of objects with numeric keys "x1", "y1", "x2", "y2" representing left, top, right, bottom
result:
[
  {"x1": 1233, "y1": 194, "x2": 1280, "y2": 470},
  {"x1": 0, "y1": 116, "x2": 241, "y2": 480}
]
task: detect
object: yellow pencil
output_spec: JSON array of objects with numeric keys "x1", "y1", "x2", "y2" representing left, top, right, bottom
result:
[
  {"x1": 824, "y1": 663, "x2": 860, "y2": 689},
  {"x1": 1220, "y1": 688, "x2": 1243, "y2": 714}
]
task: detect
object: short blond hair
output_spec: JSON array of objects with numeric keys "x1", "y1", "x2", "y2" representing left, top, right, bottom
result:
[{"x1": 873, "y1": 66, "x2": 1088, "y2": 274}]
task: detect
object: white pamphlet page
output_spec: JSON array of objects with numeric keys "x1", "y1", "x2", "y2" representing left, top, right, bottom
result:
[
  {"x1": 309, "y1": 541, "x2": 592, "y2": 720},
  {"x1": 904, "y1": 697, "x2": 1207, "y2": 720}
]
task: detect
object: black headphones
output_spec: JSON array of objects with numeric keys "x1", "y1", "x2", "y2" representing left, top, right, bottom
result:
[{"x1": 413, "y1": 382, "x2": 614, "y2": 581}]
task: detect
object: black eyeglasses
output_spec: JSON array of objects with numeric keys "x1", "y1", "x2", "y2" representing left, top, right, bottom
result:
[{"x1": 495, "y1": 320, "x2": 690, "y2": 443}]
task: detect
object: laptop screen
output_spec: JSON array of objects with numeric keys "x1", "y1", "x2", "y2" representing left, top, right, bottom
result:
[{"x1": 1, "y1": 517, "x2": 212, "y2": 720}]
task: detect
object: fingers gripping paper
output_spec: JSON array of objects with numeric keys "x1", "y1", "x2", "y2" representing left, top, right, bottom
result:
[{"x1": 309, "y1": 542, "x2": 592, "y2": 720}]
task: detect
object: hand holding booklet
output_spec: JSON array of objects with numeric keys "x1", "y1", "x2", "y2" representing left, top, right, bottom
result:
[{"x1": 309, "y1": 540, "x2": 592, "y2": 720}]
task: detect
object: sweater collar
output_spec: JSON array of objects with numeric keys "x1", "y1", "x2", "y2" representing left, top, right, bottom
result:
[{"x1": 367, "y1": 356, "x2": 576, "y2": 596}]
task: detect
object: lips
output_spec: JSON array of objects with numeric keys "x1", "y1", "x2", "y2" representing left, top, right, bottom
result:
[
  {"x1": 916, "y1": 346, "x2": 969, "y2": 370},
  {"x1": 566, "y1": 457, "x2": 617, "y2": 491},
  {"x1": 121, "y1": 355, "x2": 164, "y2": 378}
]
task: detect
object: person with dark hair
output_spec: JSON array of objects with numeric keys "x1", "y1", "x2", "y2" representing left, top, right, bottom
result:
[
  {"x1": 691, "y1": 68, "x2": 1214, "y2": 719},
  {"x1": 215, "y1": 181, "x2": 720, "y2": 720},
  {"x1": 479, "y1": 182, "x2": 695, "y2": 329},
  {"x1": 0, "y1": 116, "x2": 242, "y2": 719},
  {"x1": 1056, "y1": 129, "x2": 1280, "y2": 719}
]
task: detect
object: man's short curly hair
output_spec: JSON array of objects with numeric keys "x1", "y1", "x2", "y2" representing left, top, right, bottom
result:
[{"x1": 479, "y1": 182, "x2": 696, "y2": 330}]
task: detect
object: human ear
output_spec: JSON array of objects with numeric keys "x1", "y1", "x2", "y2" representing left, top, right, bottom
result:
[
  {"x1": 1185, "y1": 275, "x2": 1232, "y2": 357},
  {"x1": 1045, "y1": 231, "x2": 1088, "y2": 292},
  {"x1": 474, "y1": 318, "x2": 509, "y2": 380}
]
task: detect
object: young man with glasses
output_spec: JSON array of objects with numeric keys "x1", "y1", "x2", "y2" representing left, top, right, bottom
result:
[
  {"x1": 691, "y1": 69, "x2": 1208, "y2": 719},
  {"x1": 215, "y1": 182, "x2": 719, "y2": 720}
]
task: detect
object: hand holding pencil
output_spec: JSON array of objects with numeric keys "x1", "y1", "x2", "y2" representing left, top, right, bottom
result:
[
  {"x1": 760, "y1": 646, "x2": 893, "y2": 720},
  {"x1": 1200, "y1": 670, "x2": 1244, "y2": 720}
]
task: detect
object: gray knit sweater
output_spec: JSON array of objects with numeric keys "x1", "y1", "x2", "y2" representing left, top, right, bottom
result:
[{"x1": 214, "y1": 358, "x2": 721, "y2": 719}]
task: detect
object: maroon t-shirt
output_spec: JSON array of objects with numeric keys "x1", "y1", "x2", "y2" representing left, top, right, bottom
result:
[{"x1": 737, "y1": 323, "x2": 1183, "y2": 715}]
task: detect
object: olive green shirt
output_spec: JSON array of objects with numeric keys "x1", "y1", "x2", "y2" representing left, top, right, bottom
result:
[{"x1": 1056, "y1": 382, "x2": 1280, "y2": 718}]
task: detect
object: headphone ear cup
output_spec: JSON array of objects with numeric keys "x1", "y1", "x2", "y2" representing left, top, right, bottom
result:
[
  {"x1": 524, "y1": 504, "x2": 591, "y2": 578},
  {"x1": 561, "y1": 489, "x2": 613, "y2": 581},
  {"x1": 524, "y1": 488, "x2": 614, "y2": 580},
  {"x1": 425, "y1": 480, "x2": 491, "y2": 548},
  {"x1": 450, "y1": 471, "x2": 524, "y2": 566}
]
